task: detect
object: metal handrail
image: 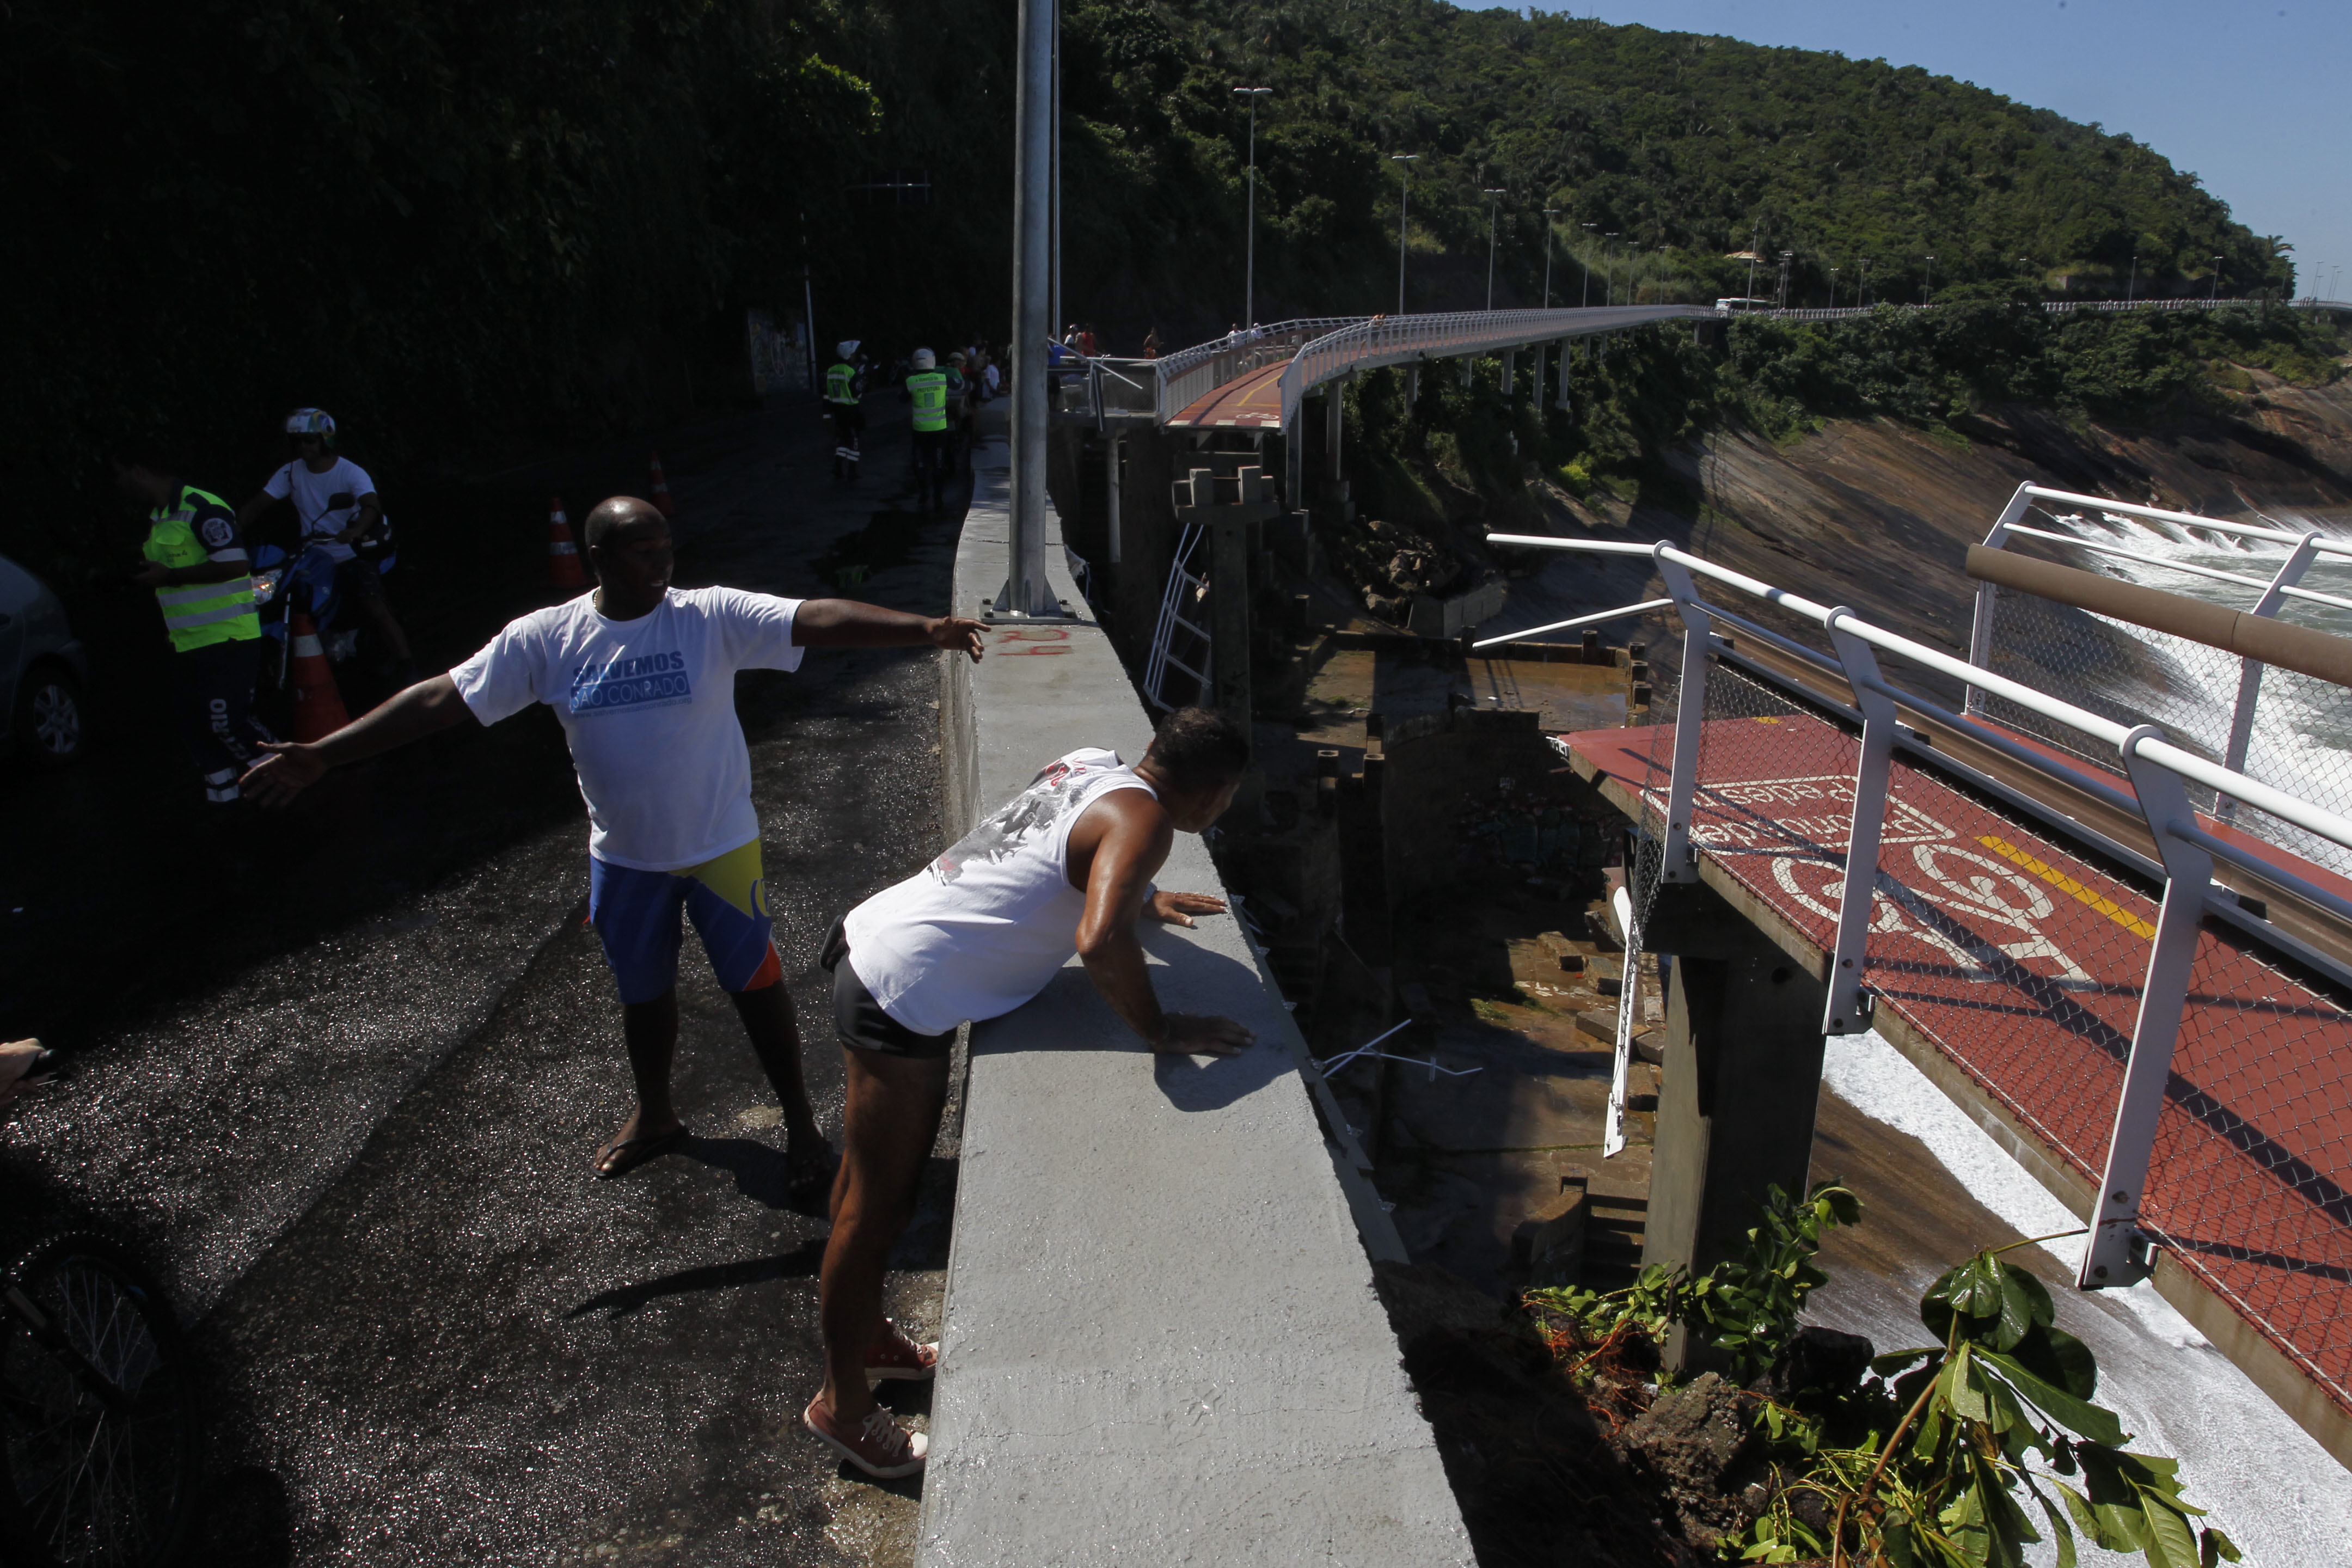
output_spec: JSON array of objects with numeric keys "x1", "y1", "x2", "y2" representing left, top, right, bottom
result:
[
  {"x1": 1489, "y1": 527, "x2": 2352, "y2": 1291},
  {"x1": 1999, "y1": 523, "x2": 2352, "y2": 613},
  {"x1": 1273, "y1": 305, "x2": 1711, "y2": 438},
  {"x1": 2015, "y1": 485, "x2": 2352, "y2": 556},
  {"x1": 1153, "y1": 318, "x2": 1369, "y2": 424}
]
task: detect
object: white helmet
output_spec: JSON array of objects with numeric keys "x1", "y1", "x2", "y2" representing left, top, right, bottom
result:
[
  {"x1": 911, "y1": 348, "x2": 936, "y2": 370},
  {"x1": 837, "y1": 340, "x2": 860, "y2": 359}
]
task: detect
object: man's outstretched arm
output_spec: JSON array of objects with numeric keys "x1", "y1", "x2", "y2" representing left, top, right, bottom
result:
[
  {"x1": 240, "y1": 673, "x2": 478, "y2": 806},
  {"x1": 793, "y1": 599, "x2": 985, "y2": 662},
  {"x1": 1071, "y1": 791, "x2": 1254, "y2": 1057}
]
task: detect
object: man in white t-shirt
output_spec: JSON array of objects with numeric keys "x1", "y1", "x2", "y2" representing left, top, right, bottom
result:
[
  {"x1": 237, "y1": 407, "x2": 419, "y2": 685},
  {"x1": 240, "y1": 495, "x2": 986, "y2": 1191},
  {"x1": 798, "y1": 708, "x2": 1253, "y2": 1478}
]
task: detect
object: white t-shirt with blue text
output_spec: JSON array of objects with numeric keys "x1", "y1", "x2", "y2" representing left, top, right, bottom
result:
[{"x1": 450, "y1": 587, "x2": 805, "y2": 871}]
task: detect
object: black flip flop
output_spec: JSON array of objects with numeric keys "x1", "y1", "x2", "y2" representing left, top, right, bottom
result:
[{"x1": 593, "y1": 1124, "x2": 689, "y2": 1180}]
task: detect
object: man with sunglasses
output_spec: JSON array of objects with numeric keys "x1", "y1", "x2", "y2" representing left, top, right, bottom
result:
[{"x1": 237, "y1": 408, "x2": 419, "y2": 689}]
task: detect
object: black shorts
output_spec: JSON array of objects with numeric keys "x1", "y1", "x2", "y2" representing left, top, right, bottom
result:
[
  {"x1": 333, "y1": 554, "x2": 386, "y2": 603},
  {"x1": 825, "y1": 929, "x2": 953, "y2": 1059}
]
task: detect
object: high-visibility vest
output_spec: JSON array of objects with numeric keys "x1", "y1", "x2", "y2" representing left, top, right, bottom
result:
[
  {"x1": 908, "y1": 370, "x2": 950, "y2": 432},
  {"x1": 825, "y1": 362, "x2": 860, "y2": 406},
  {"x1": 144, "y1": 485, "x2": 260, "y2": 653}
]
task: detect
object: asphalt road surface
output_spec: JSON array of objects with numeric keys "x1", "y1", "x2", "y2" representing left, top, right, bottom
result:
[{"x1": 2, "y1": 395, "x2": 969, "y2": 1564}]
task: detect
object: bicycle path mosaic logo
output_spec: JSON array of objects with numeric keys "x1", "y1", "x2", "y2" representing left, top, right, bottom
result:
[{"x1": 569, "y1": 651, "x2": 693, "y2": 715}]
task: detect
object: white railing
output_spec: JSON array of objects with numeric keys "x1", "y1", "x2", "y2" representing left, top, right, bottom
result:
[
  {"x1": 1274, "y1": 305, "x2": 1712, "y2": 436},
  {"x1": 1153, "y1": 318, "x2": 1368, "y2": 425},
  {"x1": 1487, "y1": 528, "x2": 2352, "y2": 1291},
  {"x1": 1718, "y1": 297, "x2": 2351, "y2": 324}
]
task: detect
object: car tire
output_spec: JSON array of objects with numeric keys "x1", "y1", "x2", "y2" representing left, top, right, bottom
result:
[{"x1": 13, "y1": 661, "x2": 86, "y2": 771}]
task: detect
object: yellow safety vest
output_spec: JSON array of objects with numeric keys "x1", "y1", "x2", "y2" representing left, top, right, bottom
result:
[
  {"x1": 826, "y1": 362, "x2": 860, "y2": 406},
  {"x1": 908, "y1": 370, "x2": 950, "y2": 432},
  {"x1": 144, "y1": 485, "x2": 260, "y2": 653}
]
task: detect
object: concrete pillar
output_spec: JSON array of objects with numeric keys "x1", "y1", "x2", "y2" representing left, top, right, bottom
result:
[
  {"x1": 1638, "y1": 881, "x2": 1827, "y2": 1362},
  {"x1": 1555, "y1": 339, "x2": 1572, "y2": 411},
  {"x1": 1500, "y1": 348, "x2": 1516, "y2": 397},
  {"x1": 1324, "y1": 387, "x2": 1343, "y2": 484},
  {"x1": 1404, "y1": 362, "x2": 1420, "y2": 414},
  {"x1": 1528, "y1": 344, "x2": 1543, "y2": 405},
  {"x1": 1458, "y1": 355, "x2": 1473, "y2": 389}
]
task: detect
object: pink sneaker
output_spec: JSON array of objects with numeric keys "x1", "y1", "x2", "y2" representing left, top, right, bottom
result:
[
  {"x1": 803, "y1": 1396, "x2": 928, "y2": 1479},
  {"x1": 866, "y1": 1320, "x2": 939, "y2": 1382}
]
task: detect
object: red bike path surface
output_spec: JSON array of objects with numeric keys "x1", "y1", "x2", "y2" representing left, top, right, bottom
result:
[
  {"x1": 1564, "y1": 716, "x2": 2352, "y2": 1433},
  {"x1": 1165, "y1": 359, "x2": 1288, "y2": 430}
]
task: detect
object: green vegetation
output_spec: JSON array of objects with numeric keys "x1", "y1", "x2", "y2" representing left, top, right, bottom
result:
[
  {"x1": 1529, "y1": 1185, "x2": 2241, "y2": 1568},
  {"x1": 3, "y1": 0, "x2": 2319, "y2": 581}
]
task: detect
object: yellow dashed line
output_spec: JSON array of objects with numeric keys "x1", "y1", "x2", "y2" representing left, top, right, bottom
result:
[{"x1": 1975, "y1": 834, "x2": 2158, "y2": 939}]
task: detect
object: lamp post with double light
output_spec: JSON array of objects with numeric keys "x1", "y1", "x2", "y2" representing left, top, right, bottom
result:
[
  {"x1": 1233, "y1": 87, "x2": 1272, "y2": 329},
  {"x1": 1484, "y1": 188, "x2": 1508, "y2": 310},
  {"x1": 1542, "y1": 208, "x2": 1563, "y2": 308},
  {"x1": 1392, "y1": 155, "x2": 1419, "y2": 314}
]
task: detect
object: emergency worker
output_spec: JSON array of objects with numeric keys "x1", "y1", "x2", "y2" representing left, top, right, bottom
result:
[
  {"x1": 825, "y1": 341, "x2": 867, "y2": 481},
  {"x1": 113, "y1": 453, "x2": 275, "y2": 806},
  {"x1": 903, "y1": 349, "x2": 958, "y2": 514}
]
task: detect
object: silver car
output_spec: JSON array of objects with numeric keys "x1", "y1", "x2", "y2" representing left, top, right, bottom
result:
[{"x1": 0, "y1": 553, "x2": 89, "y2": 770}]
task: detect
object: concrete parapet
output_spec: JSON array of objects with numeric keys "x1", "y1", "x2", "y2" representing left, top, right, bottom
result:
[{"x1": 917, "y1": 427, "x2": 1470, "y2": 1566}]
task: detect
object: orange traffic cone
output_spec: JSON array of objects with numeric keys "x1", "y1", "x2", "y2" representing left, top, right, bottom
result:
[
  {"x1": 285, "y1": 606, "x2": 351, "y2": 743},
  {"x1": 647, "y1": 452, "x2": 678, "y2": 519},
  {"x1": 549, "y1": 497, "x2": 586, "y2": 589}
]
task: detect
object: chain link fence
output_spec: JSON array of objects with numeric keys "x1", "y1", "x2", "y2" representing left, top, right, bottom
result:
[{"x1": 1976, "y1": 567, "x2": 2352, "y2": 878}]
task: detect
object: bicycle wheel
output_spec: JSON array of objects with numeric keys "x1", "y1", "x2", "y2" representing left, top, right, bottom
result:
[{"x1": 0, "y1": 1235, "x2": 198, "y2": 1567}]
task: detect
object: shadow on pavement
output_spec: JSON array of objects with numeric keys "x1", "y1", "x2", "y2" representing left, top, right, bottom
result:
[{"x1": 565, "y1": 1237, "x2": 828, "y2": 1319}]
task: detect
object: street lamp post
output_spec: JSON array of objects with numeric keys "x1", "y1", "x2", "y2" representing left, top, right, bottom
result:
[
  {"x1": 1542, "y1": 208, "x2": 1562, "y2": 308},
  {"x1": 1923, "y1": 255, "x2": 1935, "y2": 305},
  {"x1": 1233, "y1": 87, "x2": 1272, "y2": 329},
  {"x1": 1392, "y1": 155, "x2": 1418, "y2": 314},
  {"x1": 2212, "y1": 254, "x2": 2223, "y2": 305},
  {"x1": 1858, "y1": 258, "x2": 1870, "y2": 309},
  {"x1": 2126, "y1": 253, "x2": 2137, "y2": 305},
  {"x1": 1778, "y1": 249, "x2": 1793, "y2": 310},
  {"x1": 1581, "y1": 223, "x2": 1598, "y2": 307},
  {"x1": 1604, "y1": 232, "x2": 1620, "y2": 305},
  {"x1": 1828, "y1": 266, "x2": 1839, "y2": 309},
  {"x1": 1484, "y1": 188, "x2": 1508, "y2": 310}
]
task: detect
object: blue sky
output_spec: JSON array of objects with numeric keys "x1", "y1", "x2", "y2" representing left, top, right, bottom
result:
[{"x1": 1549, "y1": 1, "x2": 2350, "y2": 298}]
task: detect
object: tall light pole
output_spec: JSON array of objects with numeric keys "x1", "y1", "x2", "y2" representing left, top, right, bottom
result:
[
  {"x1": 1777, "y1": 250, "x2": 1793, "y2": 310},
  {"x1": 2211, "y1": 254, "x2": 2223, "y2": 305},
  {"x1": 1859, "y1": 258, "x2": 1871, "y2": 308},
  {"x1": 1542, "y1": 208, "x2": 1563, "y2": 307},
  {"x1": 1744, "y1": 219, "x2": 1761, "y2": 308},
  {"x1": 1604, "y1": 231, "x2": 1620, "y2": 305},
  {"x1": 1828, "y1": 265, "x2": 1839, "y2": 308},
  {"x1": 2126, "y1": 253, "x2": 2137, "y2": 305},
  {"x1": 1049, "y1": 0, "x2": 1061, "y2": 338},
  {"x1": 1923, "y1": 254, "x2": 1936, "y2": 305},
  {"x1": 1483, "y1": 189, "x2": 1508, "y2": 310},
  {"x1": 1233, "y1": 87, "x2": 1272, "y2": 329},
  {"x1": 1392, "y1": 155, "x2": 1418, "y2": 314},
  {"x1": 1580, "y1": 222, "x2": 1598, "y2": 306},
  {"x1": 1000, "y1": 0, "x2": 1055, "y2": 617}
]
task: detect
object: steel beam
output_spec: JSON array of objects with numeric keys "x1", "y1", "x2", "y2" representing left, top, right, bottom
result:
[{"x1": 1822, "y1": 610, "x2": 1896, "y2": 1034}]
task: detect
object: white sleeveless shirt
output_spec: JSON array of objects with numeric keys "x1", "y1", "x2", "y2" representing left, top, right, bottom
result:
[{"x1": 843, "y1": 748, "x2": 1157, "y2": 1035}]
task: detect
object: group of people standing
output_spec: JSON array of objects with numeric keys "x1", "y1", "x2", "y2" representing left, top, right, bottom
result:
[
  {"x1": 823, "y1": 339, "x2": 1002, "y2": 511},
  {"x1": 112, "y1": 407, "x2": 419, "y2": 808},
  {"x1": 235, "y1": 491, "x2": 1256, "y2": 1480}
]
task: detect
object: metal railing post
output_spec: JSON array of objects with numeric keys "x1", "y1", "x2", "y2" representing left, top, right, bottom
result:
[
  {"x1": 2081, "y1": 726, "x2": 2216, "y2": 1288},
  {"x1": 996, "y1": 0, "x2": 1057, "y2": 618},
  {"x1": 1822, "y1": 610, "x2": 1896, "y2": 1034},
  {"x1": 1657, "y1": 554, "x2": 1710, "y2": 883},
  {"x1": 2219, "y1": 529, "x2": 2321, "y2": 815},
  {"x1": 1967, "y1": 483, "x2": 2034, "y2": 715}
]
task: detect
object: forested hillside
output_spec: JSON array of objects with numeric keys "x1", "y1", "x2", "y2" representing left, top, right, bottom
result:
[{"x1": 0, "y1": 0, "x2": 2304, "y2": 579}]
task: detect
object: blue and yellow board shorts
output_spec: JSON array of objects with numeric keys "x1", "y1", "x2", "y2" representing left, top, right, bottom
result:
[{"x1": 588, "y1": 840, "x2": 783, "y2": 1006}]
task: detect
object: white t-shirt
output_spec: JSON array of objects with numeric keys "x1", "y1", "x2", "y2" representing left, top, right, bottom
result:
[
  {"x1": 450, "y1": 587, "x2": 805, "y2": 871},
  {"x1": 263, "y1": 457, "x2": 377, "y2": 563},
  {"x1": 843, "y1": 748, "x2": 1155, "y2": 1035}
]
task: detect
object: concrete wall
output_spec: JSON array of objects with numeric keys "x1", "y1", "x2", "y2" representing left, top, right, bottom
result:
[{"x1": 916, "y1": 424, "x2": 1471, "y2": 1566}]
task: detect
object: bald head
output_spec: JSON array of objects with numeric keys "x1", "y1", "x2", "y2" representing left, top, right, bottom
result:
[{"x1": 583, "y1": 495, "x2": 666, "y2": 553}]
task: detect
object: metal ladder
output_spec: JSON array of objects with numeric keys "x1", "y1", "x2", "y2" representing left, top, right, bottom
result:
[{"x1": 1142, "y1": 520, "x2": 1214, "y2": 710}]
